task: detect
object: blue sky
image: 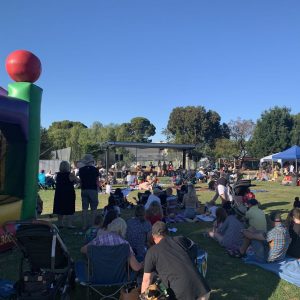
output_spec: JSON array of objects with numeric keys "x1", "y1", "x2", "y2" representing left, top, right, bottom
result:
[{"x1": 1, "y1": 0, "x2": 300, "y2": 141}]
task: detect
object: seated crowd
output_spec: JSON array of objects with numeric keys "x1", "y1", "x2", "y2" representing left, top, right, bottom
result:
[
  {"x1": 208, "y1": 196, "x2": 300, "y2": 262},
  {"x1": 51, "y1": 157, "x2": 299, "y2": 299},
  {"x1": 78, "y1": 180, "x2": 211, "y2": 300}
]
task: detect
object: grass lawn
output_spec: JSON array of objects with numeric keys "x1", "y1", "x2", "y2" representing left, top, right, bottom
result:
[{"x1": 1, "y1": 179, "x2": 300, "y2": 299}]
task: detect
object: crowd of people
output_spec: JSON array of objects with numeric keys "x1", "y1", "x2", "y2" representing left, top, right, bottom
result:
[{"x1": 45, "y1": 154, "x2": 300, "y2": 299}]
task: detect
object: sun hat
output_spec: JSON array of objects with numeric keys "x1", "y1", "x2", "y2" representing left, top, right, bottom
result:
[
  {"x1": 152, "y1": 221, "x2": 167, "y2": 236},
  {"x1": 81, "y1": 154, "x2": 95, "y2": 166}
]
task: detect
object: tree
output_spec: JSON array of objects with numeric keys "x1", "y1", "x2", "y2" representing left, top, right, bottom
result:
[
  {"x1": 249, "y1": 107, "x2": 293, "y2": 158},
  {"x1": 66, "y1": 125, "x2": 86, "y2": 161},
  {"x1": 40, "y1": 127, "x2": 53, "y2": 159},
  {"x1": 291, "y1": 113, "x2": 300, "y2": 146},
  {"x1": 166, "y1": 106, "x2": 229, "y2": 147},
  {"x1": 228, "y1": 118, "x2": 255, "y2": 162},
  {"x1": 213, "y1": 138, "x2": 240, "y2": 160},
  {"x1": 48, "y1": 120, "x2": 87, "y2": 149},
  {"x1": 117, "y1": 117, "x2": 156, "y2": 143}
]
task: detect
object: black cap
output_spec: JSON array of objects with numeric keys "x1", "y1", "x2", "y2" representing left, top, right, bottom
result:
[
  {"x1": 247, "y1": 199, "x2": 258, "y2": 206},
  {"x1": 152, "y1": 221, "x2": 168, "y2": 236}
]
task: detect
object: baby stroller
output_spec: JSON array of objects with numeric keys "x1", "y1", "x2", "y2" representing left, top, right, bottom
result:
[
  {"x1": 4, "y1": 220, "x2": 74, "y2": 300},
  {"x1": 229, "y1": 179, "x2": 255, "y2": 216}
]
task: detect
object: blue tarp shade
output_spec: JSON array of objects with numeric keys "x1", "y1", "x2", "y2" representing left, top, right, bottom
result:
[
  {"x1": 272, "y1": 145, "x2": 300, "y2": 160},
  {"x1": 272, "y1": 145, "x2": 300, "y2": 172}
]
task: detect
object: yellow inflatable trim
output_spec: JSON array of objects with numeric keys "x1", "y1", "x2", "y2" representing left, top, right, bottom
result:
[{"x1": 0, "y1": 199, "x2": 22, "y2": 226}]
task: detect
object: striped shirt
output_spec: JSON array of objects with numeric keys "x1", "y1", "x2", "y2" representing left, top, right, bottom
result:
[{"x1": 89, "y1": 231, "x2": 134, "y2": 255}]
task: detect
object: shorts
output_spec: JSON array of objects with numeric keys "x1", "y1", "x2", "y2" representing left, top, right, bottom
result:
[{"x1": 81, "y1": 189, "x2": 99, "y2": 210}]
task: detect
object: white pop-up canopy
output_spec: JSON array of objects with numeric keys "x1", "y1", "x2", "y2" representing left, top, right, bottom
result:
[{"x1": 260, "y1": 152, "x2": 282, "y2": 165}]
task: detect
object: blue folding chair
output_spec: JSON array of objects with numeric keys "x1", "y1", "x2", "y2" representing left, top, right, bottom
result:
[{"x1": 75, "y1": 244, "x2": 136, "y2": 299}]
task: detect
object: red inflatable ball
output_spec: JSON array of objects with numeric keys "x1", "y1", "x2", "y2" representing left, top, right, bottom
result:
[{"x1": 5, "y1": 50, "x2": 42, "y2": 83}]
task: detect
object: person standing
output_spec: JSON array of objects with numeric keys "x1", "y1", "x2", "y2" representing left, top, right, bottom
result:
[
  {"x1": 78, "y1": 154, "x2": 100, "y2": 229},
  {"x1": 53, "y1": 161, "x2": 78, "y2": 228}
]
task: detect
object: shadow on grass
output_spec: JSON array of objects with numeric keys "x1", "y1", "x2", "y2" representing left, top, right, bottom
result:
[
  {"x1": 175, "y1": 223, "x2": 281, "y2": 300},
  {"x1": 260, "y1": 201, "x2": 290, "y2": 210}
]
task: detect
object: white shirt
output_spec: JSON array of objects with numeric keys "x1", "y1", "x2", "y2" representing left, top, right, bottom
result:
[
  {"x1": 144, "y1": 194, "x2": 161, "y2": 210},
  {"x1": 289, "y1": 165, "x2": 295, "y2": 173},
  {"x1": 126, "y1": 174, "x2": 135, "y2": 185},
  {"x1": 217, "y1": 184, "x2": 230, "y2": 201}
]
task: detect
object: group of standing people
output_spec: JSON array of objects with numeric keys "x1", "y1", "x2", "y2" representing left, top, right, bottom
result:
[{"x1": 53, "y1": 154, "x2": 100, "y2": 229}]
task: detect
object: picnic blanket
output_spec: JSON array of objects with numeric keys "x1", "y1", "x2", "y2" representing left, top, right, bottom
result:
[
  {"x1": 196, "y1": 214, "x2": 215, "y2": 222},
  {"x1": 244, "y1": 256, "x2": 300, "y2": 287},
  {"x1": 0, "y1": 279, "x2": 15, "y2": 298},
  {"x1": 165, "y1": 213, "x2": 187, "y2": 223}
]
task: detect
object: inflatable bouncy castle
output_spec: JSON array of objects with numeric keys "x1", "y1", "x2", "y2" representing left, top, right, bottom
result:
[{"x1": 0, "y1": 50, "x2": 42, "y2": 251}]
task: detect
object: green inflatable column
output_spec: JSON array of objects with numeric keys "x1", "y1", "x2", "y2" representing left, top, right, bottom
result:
[{"x1": 8, "y1": 82, "x2": 43, "y2": 219}]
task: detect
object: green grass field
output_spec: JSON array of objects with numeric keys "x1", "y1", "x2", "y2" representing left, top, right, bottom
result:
[{"x1": 1, "y1": 179, "x2": 300, "y2": 299}]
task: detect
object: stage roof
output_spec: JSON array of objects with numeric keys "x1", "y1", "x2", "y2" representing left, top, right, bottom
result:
[{"x1": 101, "y1": 141, "x2": 196, "y2": 150}]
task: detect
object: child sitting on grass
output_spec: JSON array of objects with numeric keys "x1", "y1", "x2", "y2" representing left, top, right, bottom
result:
[{"x1": 84, "y1": 215, "x2": 104, "y2": 244}]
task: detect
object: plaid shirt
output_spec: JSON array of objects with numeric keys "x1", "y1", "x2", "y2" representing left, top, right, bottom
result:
[
  {"x1": 266, "y1": 223, "x2": 291, "y2": 262},
  {"x1": 89, "y1": 231, "x2": 134, "y2": 255}
]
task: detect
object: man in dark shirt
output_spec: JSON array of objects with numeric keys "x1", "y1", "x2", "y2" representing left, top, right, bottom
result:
[
  {"x1": 141, "y1": 222, "x2": 210, "y2": 300},
  {"x1": 78, "y1": 154, "x2": 99, "y2": 229}
]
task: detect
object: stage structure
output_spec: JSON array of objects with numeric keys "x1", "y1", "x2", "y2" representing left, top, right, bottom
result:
[{"x1": 101, "y1": 141, "x2": 196, "y2": 175}]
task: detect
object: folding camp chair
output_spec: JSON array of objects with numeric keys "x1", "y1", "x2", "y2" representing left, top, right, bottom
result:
[{"x1": 75, "y1": 244, "x2": 136, "y2": 299}]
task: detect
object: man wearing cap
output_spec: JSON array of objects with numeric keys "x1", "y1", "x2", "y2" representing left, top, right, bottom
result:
[
  {"x1": 78, "y1": 154, "x2": 100, "y2": 229},
  {"x1": 240, "y1": 212, "x2": 291, "y2": 262},
  {"x1": 141, "y1": 221, "x2": 211, "y2": 300}
]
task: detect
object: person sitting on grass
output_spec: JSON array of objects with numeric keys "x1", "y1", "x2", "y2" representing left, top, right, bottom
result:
[
  {"x1": 84, "y1": 215, "x2": 104, "y2": 244},
  {"x1": 182, "y1": 184, "x2": 200, "y2": 219},
  {"x1": 238, "y1": 212, "x2": 291, "y2": 262},
  {"x1": 245, "y1": 199, "x2": 267, "y2": 233},
  {"x1": 165, "y1": 187, "x2": 178, "y2": 216},
  {"x1": 286, "y1": 208, "x2": 300, "y2": 259},
  {"x1": 208, "y1": 207, "x2": 244, "y2": 253},
  {"x1": 103, "y1": 195, "x2": 121, "y2": 217},
  {"x1": 144, "y1": 188, "x2": 161, "y2": 210},
  {"x1": 126, "y1": 205, "x2": 152, "y2": 261},
  {"x1": 146, "y1": 201, "x2": 164, "y2": 225},
  {"x1": 81, "y1": 217, "x2": 143, "y2": 271},
  {"x1": 210, "y1": 207, "x2": 227, "y2": 235}
]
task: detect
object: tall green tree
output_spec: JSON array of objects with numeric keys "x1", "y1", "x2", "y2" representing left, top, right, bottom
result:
[
  {"x1": 166, "y1": 106, "x2": 229, "y2": 147},
  {"x1": 117, "y1": 117, "x2": 156, "y2": 142},
  {"x1": 249, "y1": 107, "x2": 293, "y2": 158},
  {"x1": 48, "y1": 120, "x2": 87, "y2": 149},
  {"x1": 213, "y1": 138, "x2": 240, "y2": 160},
  {"x1": 291, "y1": 113, "x2": 300, "y2": 146},
  {"x1": 40, "y1": 127, "x2": 53, "y2": 159}
]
